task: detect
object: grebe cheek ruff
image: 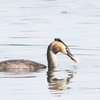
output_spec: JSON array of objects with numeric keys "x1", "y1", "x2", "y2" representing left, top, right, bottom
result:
[{"x1": 0, "y1": 38, "x2": 79, "y2": 70}]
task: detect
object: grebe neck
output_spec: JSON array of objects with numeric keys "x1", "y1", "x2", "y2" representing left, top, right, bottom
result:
[{"x1": 47, "y1": 44, "x2": 57, "y2": 67}]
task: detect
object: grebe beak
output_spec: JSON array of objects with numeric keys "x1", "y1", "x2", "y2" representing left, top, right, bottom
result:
[{"x1": 67, "y1": 50, "x2": 79, "y2": 63}]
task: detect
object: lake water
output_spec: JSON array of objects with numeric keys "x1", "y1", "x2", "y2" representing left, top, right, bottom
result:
[{"x1": 0, "y1": 0, "x2": 100, "y2": 100}]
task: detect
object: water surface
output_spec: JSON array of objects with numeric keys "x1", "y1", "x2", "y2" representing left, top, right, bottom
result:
[{"x1": 0, "y1": 0, "x2": 100, "y2": 100}]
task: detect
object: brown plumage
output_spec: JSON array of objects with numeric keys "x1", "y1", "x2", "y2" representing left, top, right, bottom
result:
[{"x1": 0, "y1": 59, "x2": 46, "y2": 70}]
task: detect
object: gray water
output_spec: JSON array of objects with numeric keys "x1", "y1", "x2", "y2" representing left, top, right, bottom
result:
[{"x1": 0, "y1": 0, "x2": 100, "y2": 100}]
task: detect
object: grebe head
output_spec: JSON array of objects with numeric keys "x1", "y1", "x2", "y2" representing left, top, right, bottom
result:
[{"x1": 50, "y1": 38, "x2": 79, "y2": 63}]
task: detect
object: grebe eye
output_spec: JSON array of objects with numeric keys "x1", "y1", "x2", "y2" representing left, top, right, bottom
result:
[
  {"x1": 66, "y1": 48, "x2": 68, "y2": 50},
  {"x1": 66, "y1": 48, "x2": 69, "y2": 51}
]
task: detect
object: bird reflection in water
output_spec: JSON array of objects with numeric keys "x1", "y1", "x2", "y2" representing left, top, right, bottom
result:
[
  {"x1": 0, "y1": 68, "x2": 44, "y2": 78},
  {"x1": 47, "y1": 66, "x2": 77, "y2": 95},
  {"x1": 0, "y1": 67, "x2": 45, "y2": 73}
]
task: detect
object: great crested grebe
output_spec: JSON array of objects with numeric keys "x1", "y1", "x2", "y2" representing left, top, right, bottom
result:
[{"x1": 0, "y1": 38, "x2": 79, "y2": 70}]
